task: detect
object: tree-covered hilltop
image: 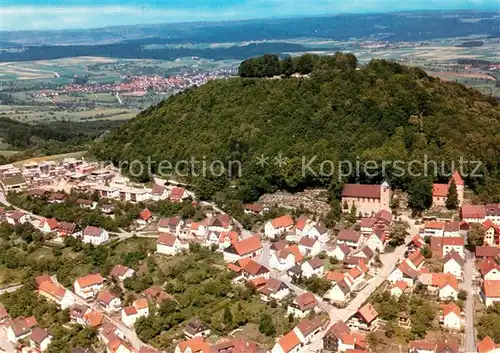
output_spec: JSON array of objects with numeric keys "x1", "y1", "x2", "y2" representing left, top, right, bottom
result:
[{"x1": 92, "y1": 54, "x2": 500, "y2": 202}]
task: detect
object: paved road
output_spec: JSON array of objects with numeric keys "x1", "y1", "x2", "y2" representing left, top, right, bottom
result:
[{"x1": 462, "y1": 250, "x2": 477, "y2": 353}]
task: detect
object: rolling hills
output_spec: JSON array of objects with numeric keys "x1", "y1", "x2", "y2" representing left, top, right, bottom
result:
[{"x1": 92, "y1": 54, "x2": 500, "y2": 202}]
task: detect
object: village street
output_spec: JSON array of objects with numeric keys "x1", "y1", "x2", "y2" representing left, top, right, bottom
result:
[{"x1": 461, "y1": 250, "x2": 477, "y2": 353}]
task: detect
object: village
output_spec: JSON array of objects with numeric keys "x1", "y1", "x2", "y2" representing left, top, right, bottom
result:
[{"x1": 0, "y1": 159, "x2": 498, "y2": 353}]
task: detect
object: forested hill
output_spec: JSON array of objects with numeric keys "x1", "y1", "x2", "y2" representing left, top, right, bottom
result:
[{"x1": 92, "y1": 54, "x2": 500, "y2": 202}]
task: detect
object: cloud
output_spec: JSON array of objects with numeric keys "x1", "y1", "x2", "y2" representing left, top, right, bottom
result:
[{"x1": 0, "y1": 0, "x2": 498, "y2": 30}]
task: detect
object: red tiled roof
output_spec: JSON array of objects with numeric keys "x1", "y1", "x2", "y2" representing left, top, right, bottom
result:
[
  {"x1": 442, "y1": 237, "x2": 465, "y2": 246},
  {"x1": 151, "y1": 183, "x2": 165, "y2": 195},
  {"x1": 170, "y1": 187, "x2": 186, "y2": 200},
  {"x1": 84, "y1": 311, "x2": 103, "y2": 327},
  {"x1": 450, "y1": 171, "x2": 464, "y2": 185},
  {"x1": 299, "y1": 236, "x2": 317, "y2": 247},
  {"x1": 433, "y1": 184, "x2": 449, "y2": 197},
  {"x1": 461, "y1": 204, "x2": 486, "y2": 219},
  {"x1": 139, "y1": 209, "x2": 152, "y2": 221},
  {"x1": 425, "y1": 221, "x2": 445, "y2": 230},
  {"x1": 476, "y1": 246, "x2": 499, "y2": 258},
  {"x1": 58, "y1": 221, "x2": 76, "y2": 234},
  {"x1": 483, "y1": 219, "x2": 500, "y2": 234},
  {"x1": 295, "y1": 317, "x2": 322, "y2": 337},
  {"x1": 178, "y1": 337, "x2": 211, "y2": 353},
  {"x1": 477, "y1": 336, "x2": 497, "y2": 353},
  {"x1": 39, "y1": 280, "x2": 66, "y2": 300},
  {"x1": 110, "y1": 264, "x2": 132, "y2": 277},
  {"x1": 441, "y1": 302, "x2": 461, "y2": 317},
  {"x1": 219, "y1": 231, "x2": 239, "y2": 244},
  {"x1": 278, "y1": 330, "x2": 301, "y2": 353},
  {"x1": 271, "y1": 215, "x2": 294, "y2": 229},
  {"x1": 83, "y1": 225, "x2": 104, "y2": 237},
  {"x1": 325, "y1": 271, "x2": 345, "y2": 282},
  {"x1": 244, "y1": 204, "x2": 264, "y2": 213},
  {"x1": 97, "y1": 290, "x2": 117, "y2": 305},
  {"x1": 295, "y1": 291, "x2": 318, "y2": 311},
  {"x1": 409, "y1": 340, "x2": 436, "y2": 351},
  {"x1": 76, "y1": 273, "x2": 105, "y2": 288},
  {"x1": 123, "y1": 306, "x2": 137, "y2": 316},
  {"x1": 357, "y1": 303, "x2": 378, "y2": 324},
  {"x1": 337, "y1": 229, "x2": 361, "y2": 242},
  {"x1": 30, "y1": 327, "x2": 51, "y2": 344},
  {"x1": 483, "y1": 280, "x2": 500, "y2": 298},
  {"x1": 392, "y1": 280, "x2": 409, "y2": 291},
  {"x1": 133, "y1": 298, "x2": 149, "y2": 310},
  {"x1": 342, "y1": 184, "x2": 381, "y2": 199},
  {"x1": 42, "y1": 218, "x2": 59, "y2": 230},
  {"x1": 295, "y1": 215, "x2": 309, "y2": 231},
  {"x1": 232, "y1": 235, "x2": 262, "y2": 256},
  {"x1": 157, "y1": 233, "x2": 177, "y2": 246},
  {"x1": 408, "y1": 250, "x2": 425, "y2": 267}
]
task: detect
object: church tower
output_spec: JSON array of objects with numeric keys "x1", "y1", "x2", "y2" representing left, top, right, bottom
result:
[
  {"x1": 449, "y1": 171, "x2": 464, "y2": 207},
  {"x1": 380, "y1": 181, "x2": 391, "y2": 211}
]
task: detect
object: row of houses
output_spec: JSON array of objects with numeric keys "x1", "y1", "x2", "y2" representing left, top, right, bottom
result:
[
  {"x1": 91, "y1": 183, "x2": 189, "y2": 204},
  {"x1": 409, "y1": 336, "x2": 500, "y2": 353}
]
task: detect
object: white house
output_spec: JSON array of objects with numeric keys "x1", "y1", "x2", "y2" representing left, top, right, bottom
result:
[
  {"x1": 270, "y1": 245, "x2": 303, "y2": 271},
  {"x1": 97, "y1": 290, "x2": 122, "y2": 312},
  {"x1": 223, "y1": 235, "x2": 263, "y2": 263},
  {"x1": 73, "y1": 273, "x2": 105, "y2": 300},
  {"x1": 336, "y1": 229, "x2": 362, "y2": 249},
  {"x1": 305, "y1": 223, "x2": 330, "y2": 243},
  {"x1": 329, "y1": 244, "x2": 351, "y2": 261},
  {"x1": 39, "y1": 218, "x2": 59, "y2": 233},
  {"x1": 29, "y1": 327, "x2": 52, "y2": 352},
  {"x1": 301, "y1": 258, "x2": 324, "y2": 279},
  {"x1": 257, "y1": 278, "x2": 290, "y2": 302},
  {"x1": 157, "y1": 233, "x2": 185, "y2": 255},
  {"x1": 483, "y1": 280, "x2": 500, "y2": 307},
  {"x1": 440, "y1": 303, "x2": 461, "y2": 331},
  {"x1": 298, "y1": 237, "x2": 321, "y2": 256},
  {"x1": 444, "y1": 222, "x2": 461, "y2": 237},
  {"x1": 82, "y1": 226, "x2": 109, "y2": 245},
  {"x1": 110, "y1": 265, "x2": 135, "y2": 282},
  {"x1": 324, "y1": 280, "x2": 350, "y2": 304},
  {"x1": 390, "y1": 281, "x2": 409, "y2": 298},
  {"x1": 287, "y1": 292, "x2": 318, "y2": 318},
  {"x1": 438, "y1": 276, "x2": 459, "y2": 301},
  {"x1": 158, "y1": 217, "x2": 184, "y2": 235},
  {"x1": 272, "y1": 330, "x2": 302, "y2": 353},
  {"x1": 151, "y1": 183, "x2": 169, "y2": 201},
  {"x1": 293, "y1": 317, "x2": 322, "y2": 345},
  {"x1": 423, "y1": 222, "x2": 445, "y2": 237},
  {"x1": 484, "y1": 265, "x2": 500, "y2": 281},
  {"x1": 443, "y1": 251, "x2": 463, "y2": 279},
  {"x1": 388, "y1": 261, "x2": 419, "y2": 286},
  {"x1": 6, "y1": 316, "x2": 38, "y2": 342},
  {"x1": 365, "y1": 229, "x2": 387, "y2": 253},
  {"x1": 5, "y1": 211, "x2": 27, "y2": 226},
  {"x1": 442, "y1": 237, "x2": 465, "y2": 258},
  {"x1": 38, "y1": 277, "x2": 75, "y2": 309},
  {"x1": 265, "y1": 215, "x2": 294, "y2": 239}
]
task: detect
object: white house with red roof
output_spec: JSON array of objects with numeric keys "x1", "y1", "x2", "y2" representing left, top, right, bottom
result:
[
  {"x1": 218, "y1": 231, "x2": 241, "y2": 250},
  {"x1": 483, "y1": 280, "x2": 500, "y2": 307},
  {"x1": 432, "y1": 171, "x2": 464, "y2": 207},
  {"x1": 29, "y1": 327, "x2": 52, "y2": 352},
  {"x1": 298, "y1": 237, "x2": 321, "y2": 256},
  {"x1": 293, "y1": 317, "x2": 323, "y2": 345},
  {"x1": 5, "y1": 211, "x2": 27, "y2": 226},
  {"x1": 157, "y1": 233, "x2": 186, "y2": 255},
  {"x1": 440, "y1": 303, "x2": 461, "y2": 330},
  {"x1": 158, "y1": 217, "x2": 184, "y2": 235},
  {"x1": 485, "y1": 204, "x2": 500, "y2": 226},
  {"x1": 137, "y1": 209, "x2": 153, "y2": 226},
  {"x1": 348, "y1": 303, "x2": 379, "y2": 332},
  {"x1": 341, "y1": 182, "x2": 391, "y2": 216},
  {"x1": 97, "y1": 290, "x2": 122, "y2": 312},
  {"x1": 365, "y1": 229, "x2": 387, "y2": 253},
  {"x1": 36, "y1": 274, "x2": 75, "y2": 309},
  {"x1": 301, "y1": 258, "x2": 324, "y2": 279},
  {"x1": 461, "y1": 204, "x2": 486, "y2": 224},
  {"x1": 223, "y1": 235, "x2": 263, "y2": 263},
  {"x1": 169, "y1": 187, "x2": 188, "y2": 202},
  {"x1": 336, "y1": 229, "x2": 363, "y2": 249},
  {"x1": 271, "y1": 330, "x2": 302, "y2": 353},
  {"x1": 483, "y1": 220, "x2": 500, "y2": 247},
  {"x1": 73, "y1": 273, "x2": 105, "y2": 300},
  {"x1": 257, "y1": 278, "x2": 290, "y2": 302},
  {"x1": 295, "y1": 215, "x2": 312, "y2": 237},
  {"x1": 270, "y1": 244, "x2": 304, "y2": 271},
  {"x1": 423, "y1": 221, "x2": 445, "y2": 237},
  {"x1": 328, "y1": 243, "x2": 352, "y2": 261},
  {"x1": 151, "y1": 183, "x2": 169, "y2": 201},
  {"x1": 82, "y1": 226, "x2": 109, "y2": 245},
  {"x1": 287, "y1": 292, "x2": 319, "y2": 318},
  {"x1": 390, "y1": 281, "x2": 409, "y2": 298},
  {"x1": 207, "y1": 214, "x2": 232, "y2": 233},
  {"x1": 265, "y1": 215, "x2": 295, "y2": 239},
  {"x1": 110, "y1": 264, "x2": 135, "y2": 282},
  {"x1": 244, "y1": 204, "x2": 266, "y2": 216},
  {"x1": 443, "y1": 251, "x2": 463, "y2": 279},
  {"x1": 324, "y1": 279, "x2": 351, "y2": 304},
  {"x1": 388, "y1": 261, "x2": 419, "y2": 286},
  {"x1": 39, "y1": 218, "x2": 59, "y2": 233},
  {"x1": 6, "y1": 316, "x2": 38, "y2": 342}
]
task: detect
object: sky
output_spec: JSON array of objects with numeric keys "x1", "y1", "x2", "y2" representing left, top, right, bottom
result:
[{"x1": 0, "y1": 0, "x2": 499, "y2": 31}]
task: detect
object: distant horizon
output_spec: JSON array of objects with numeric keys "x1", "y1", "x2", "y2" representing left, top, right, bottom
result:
[{"x1": 0, "y1": 0, "x2": 498, "y2": 31}]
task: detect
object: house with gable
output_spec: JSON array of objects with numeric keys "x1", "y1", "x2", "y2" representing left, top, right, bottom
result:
[
  {"x1": 298, "y1": 237, "x2": 321, "y2": 256},
  {"x1": 157, "y1": 233, "x2": 186, "y2": 255},
  {"x1": 348, "y1": 303, "x2": 379, "y2": 332},
  {"x1": 390, "y1": 281, "x2": 409, "y2": 298},
  {"x1": 82, "y1": 226, "x2": 109, "y2": 245},
  {"x1": 432, "y1": 171, "x2": 464, "y2": 207},
  {"x1": 270, "y1": 244, "x2": 304, "y2": 271},
  {"x1": 6, "y1": 316, "x2": 38, "y2": 342},
  {"x1": 482, "y1": 280, "x2": 500, "y2": 307},
  {"x1": 483, "y1": 220, "x2": 500, "y2": 247},
  {"x1": 271, "y1": 330, "x2": 302, "y2": 353},
  {"x1": 301, "y1": 258, "x2": 324, "y2": 279},
  {"x1": 365, "y1": 229, "x2": 387, "y2": 253},
  {"x1": 257, "y1": 278, "x2": 290, "y2": 302},
  {"x1": 287, "y1": 292, "x2": 319, "y2": 318},
  {"x1": 443, "y1": 251, "x2": 463, "y2": 279},
  {"x1": 306, "y1": 223, "x2": 330, "y2": 243},
  {"x1": 293, "y1": 317, "x2": 323, "y2": 345},
  {"x1": 29, "y1": 327, "x2": 52, "y2": 352},
  {"x1": 110, "y1": 264, "x2": 135, "y2": 282},
  {"x1": 218, "y1": 231, "x2": 241, "y2": 250},
  {"x1": 151, "y1": 183, "x2": 169, "y2": 201},
  {"x1": 329, "y1": 243, "x2": 352, "y2": 261},
  {"x1": 36, "y1": 274, "x2": 75, "y2": 309},
  {"x1": 477, "y1": 336, "x2": 500, "y2": 353},
  {"x1": 324, "y1": 279, "x2": 351, "y2": 304},
  {"x1": 73, "y1": 273, "x2": 105, "y2": 300},
  {"x1": 440, "y1": 303, "x2": 461, "y2": 330},
  {"x1": 207, "y1": 214, "x2": 232, "y2": 233},
  {"x1": 337, "y1": 229, "x2": 363, "y2": 249},
  {"x1": 39, "y1": 218, "x2": 59, "y2": 233},
  {"x1": 388, "y1": 261, "x2": 419, "y2": 286},
  {"x1": 169, "y1": 187, "x2": 188, "y2": 202},
  {"x1": 97, "y1": 290, "x2": 122, "y2": 312},
  {"x1": 223, "y1": 235, "x2": 263, "y2": 263},
  {"x1": 158, "y1": 217, "x2": 184, "y2": 235},
  {"x1": 137, "y1": 209, "x2": 153, "y2": 226},
  {"x1": 265, "y1": 215, "x2": 295, "y2": 239}
]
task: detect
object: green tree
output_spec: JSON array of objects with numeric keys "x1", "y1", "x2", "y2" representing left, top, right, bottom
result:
[
  {"x1": 420, "y1": 245, "x2": 432, "y2": 258},
  {"x1": 467, "y1": 223, "x2": 485, "y2": 250},
  {"x1": 259, "y1": 313, "x2": 276, "y2": 336},
  {"x1": 223, "y1": 306, "x2": 233, "y2": 325},
  {"x1": 389, "y1": 223, "x2": 409, "y2": 247},
  {"x1": 446, "y1": 179, "x2": 459, "y2": 209},
  {"x1": 408, "y1": 178, "x2": 433, "y2": 213}
]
